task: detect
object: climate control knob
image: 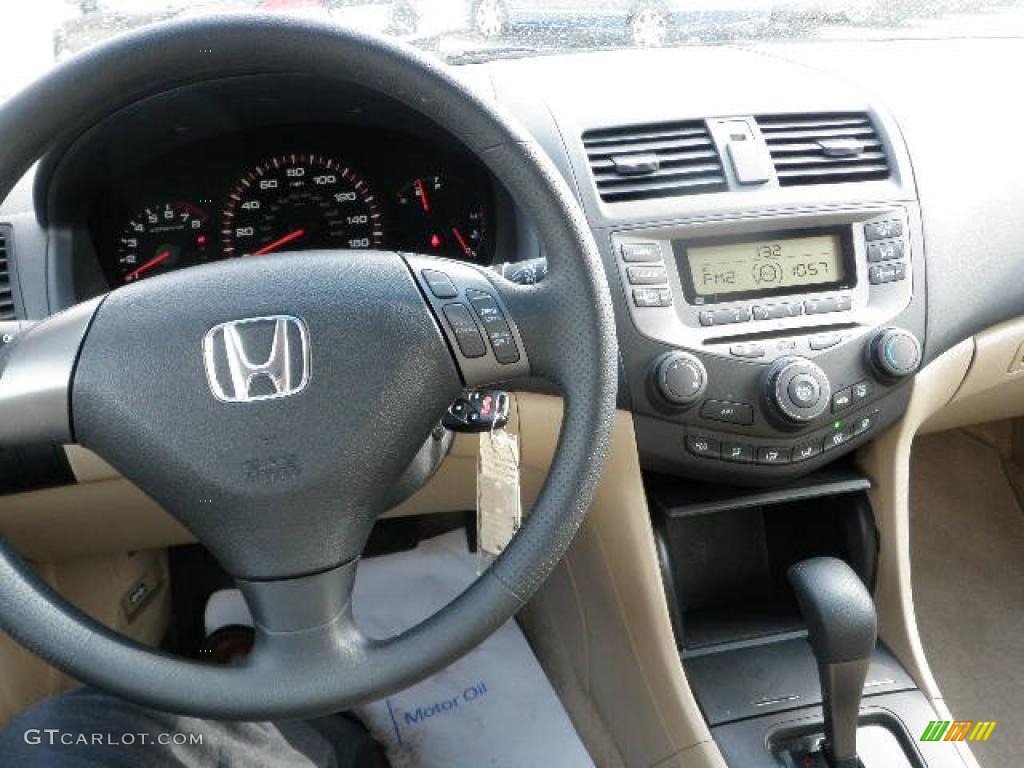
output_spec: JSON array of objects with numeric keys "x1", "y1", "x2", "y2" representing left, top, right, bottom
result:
[
  {"x1": 652, "y1": 351, "x2": 707, "y2": 407},
  {"x1": 869, "y1": 328, "x2": 921, "y2": 380},
  {"x1": 763, "y1": 357, "x2": 832, "y2": 425}
]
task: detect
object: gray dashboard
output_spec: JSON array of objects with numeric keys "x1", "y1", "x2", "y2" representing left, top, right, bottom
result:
[{"x1": 2, "y1": 38, "x2": 1021, "y2": 486}]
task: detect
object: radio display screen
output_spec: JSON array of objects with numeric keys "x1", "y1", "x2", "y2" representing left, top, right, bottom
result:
[{"x1": 675, "y1": 228, "x2": 854, "y2": 303}]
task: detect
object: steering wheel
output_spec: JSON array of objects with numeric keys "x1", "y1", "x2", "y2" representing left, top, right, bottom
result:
[{"x1": 0, "y1": 15, "x2": 617, "y2": 719}]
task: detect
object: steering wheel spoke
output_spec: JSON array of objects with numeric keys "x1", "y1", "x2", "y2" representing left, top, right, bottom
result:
[{"x1": 0, "y1": 297, "x2": 102, "y2": 445}]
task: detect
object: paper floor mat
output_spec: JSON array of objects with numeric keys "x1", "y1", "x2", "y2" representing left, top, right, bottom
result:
[{"x1": 353, "y1": 530, "x2": 594, "y2": 768}]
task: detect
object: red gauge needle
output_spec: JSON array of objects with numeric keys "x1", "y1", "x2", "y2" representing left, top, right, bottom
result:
[
  {"x1": 415, "y1": 178, "x2": 431, "y2": 213},
  {"x1": 125, "y1": 250, "x2": 171, "y2": 281},
  {"x1": 252, "y1": 228, "x2": 306, "y2": 256},
  {"x1": 451, "y1": 227, "x2": 473, "y2": 259}
]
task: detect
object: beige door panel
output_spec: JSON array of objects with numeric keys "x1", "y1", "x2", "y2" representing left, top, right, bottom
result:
[{"x1": 0, "y1": 549, "x2": 171, "y2": 727}]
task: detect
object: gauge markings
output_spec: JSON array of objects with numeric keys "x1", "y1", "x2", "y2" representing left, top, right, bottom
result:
[{"x1": 221, "y1": 152, "x2": 384, "y2": 257}]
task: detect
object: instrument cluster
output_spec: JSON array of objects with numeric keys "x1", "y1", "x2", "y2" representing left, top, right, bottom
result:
[{"x1": 90, "y1": 125, "x2": 495, "y2": 286}]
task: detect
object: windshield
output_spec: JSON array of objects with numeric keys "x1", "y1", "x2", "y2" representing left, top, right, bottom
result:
[{"x1": 2, "y1": 0, "x2": 1022, "y2": 98}]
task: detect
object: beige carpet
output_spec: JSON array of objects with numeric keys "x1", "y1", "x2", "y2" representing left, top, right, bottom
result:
[{"x1": 910, "y1": 429, "x2": 1024, "y2": 768}]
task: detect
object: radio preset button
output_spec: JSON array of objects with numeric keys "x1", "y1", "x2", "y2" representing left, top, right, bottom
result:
[
  {"x1": 633, "y1": 288, "x2": 672, "y2": 307},
  {"x1": 730, "y1": 343, "x2": 766, "y2": 359},
  {"x1": 620, "y1": 242, "x2": 663, "y2": 263},
  {"x1": 699, "y1": 307, "x2": 752, "y2": 327},
  {"x1": 805, "y1": 296, "x2": 852, "y2": 315},
  {"x1": 865, "y1": 219, "x2": 903, "y2": 241},
  {"x1": 627, "y1": 265, "x2": 668, "y2": 285},
  {"x1": 700, "y1": 399, "x2": 754, "y2": 426},
  {"x1": 809, "y1": 334, "x2": 843, "y2": 351},
  {"x1": 867, "y1": 240, "x2": 905, "y2": 263},
  {"x1": 752, "y1": 302, "x2": 804, "y2": 321},
  {"x1": 869, "y1": 263, "x2": 906, "y2": 284}
]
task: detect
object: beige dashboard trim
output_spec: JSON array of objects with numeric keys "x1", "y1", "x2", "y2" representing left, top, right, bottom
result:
[
  {"x1": 857, "y1": 338, "x2": 981, "y2": 768},
  {"x1": 516, "y1": 394, "x2": 725, "y2": 768},
  {"x1": 920, "y1": 315, "x2": 1024, "y2": 434}
]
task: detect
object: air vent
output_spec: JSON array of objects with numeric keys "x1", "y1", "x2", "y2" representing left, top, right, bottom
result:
[
  {"x1": 582, "y1": 120, "x2": 727, "y2": 202},
  {"x1": 756, "y1": 113, "x2": 890, "y2": 187},
  {"x1": 0, "y1": 228, "x2": 14, "y2": 321}
]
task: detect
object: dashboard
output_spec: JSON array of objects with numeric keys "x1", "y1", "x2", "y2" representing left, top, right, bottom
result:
[
  {"x1": 88, "y1": 125, "x2": 495, "y2": 286},
  {"x1": 2, "y1": 41, "x2": 1023, "y2": 492}
]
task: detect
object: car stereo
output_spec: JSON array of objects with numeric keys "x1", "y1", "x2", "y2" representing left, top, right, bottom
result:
[{"x1": 610, "y1": 205, "x2": 924, "y2": 484}]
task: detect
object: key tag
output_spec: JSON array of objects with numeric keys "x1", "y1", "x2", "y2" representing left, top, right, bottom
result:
[{"x1": 476, "y1": 422, "x2": 521, "y2": 569}]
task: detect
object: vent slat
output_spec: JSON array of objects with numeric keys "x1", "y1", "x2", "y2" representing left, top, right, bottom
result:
[
  {"x1": 0, "y1": 227, "x2": 14, "y2": 320},
  {"x1": 585, "y1": 135, "x2": 714, "y2": 159},
  {"x1": 591, "y1": 161, "x2": 723, "y2": 185},
  {"x1": 582, "y1": 120, "x2": 726, "y2": 202},
  {"x1": 761, "y1": 126, "x2": 878, "y2": 142},
  {"x1": 756, "y1": 112, "x2": 891, "y2": 188},
  {"x1": 772, "y1": 151, "x2": 889, "y2": 168}
]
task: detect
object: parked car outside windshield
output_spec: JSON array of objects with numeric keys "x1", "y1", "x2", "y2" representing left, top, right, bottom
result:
[{"x1": 3, "y1": 0, "x2": 1024, "y2": 99}]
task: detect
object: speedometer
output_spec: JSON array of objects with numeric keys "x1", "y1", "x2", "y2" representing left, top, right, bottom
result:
[{"x1": 221, "y1": 153, "x2": 384, "y2": 257}]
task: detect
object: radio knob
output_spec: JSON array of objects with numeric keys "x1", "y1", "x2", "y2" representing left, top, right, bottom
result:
[
  {"x1": 763, "y1": 357, "x2": 831, "y2": 425},
  {"x1": 652, "y1": 351, "x2": 707, "y2": 407},
  {"x1": 869, "y1": 328, "x2": 922, "y2": 380}
]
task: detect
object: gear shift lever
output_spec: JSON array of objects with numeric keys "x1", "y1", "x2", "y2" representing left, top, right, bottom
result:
[{"x1": 788, "y1": 557, "x2": 877, "y2": 768}]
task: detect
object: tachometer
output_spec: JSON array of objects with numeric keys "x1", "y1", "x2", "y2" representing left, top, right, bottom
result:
[
  {"x1": 116, "y1": 201, "x2": 209, "y2": 284},
  {"x1": 221, "y1": 153, "x2": 384, "y2": 257}
]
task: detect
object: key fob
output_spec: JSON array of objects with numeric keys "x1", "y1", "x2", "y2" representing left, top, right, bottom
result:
[{"x1": 443, "y1": 390, "x2": 510, "y2": 433}]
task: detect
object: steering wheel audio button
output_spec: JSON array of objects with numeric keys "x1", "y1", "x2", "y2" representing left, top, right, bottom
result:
[{"x1": 441, "y1": 303, "x2": 486, "y2": 358}]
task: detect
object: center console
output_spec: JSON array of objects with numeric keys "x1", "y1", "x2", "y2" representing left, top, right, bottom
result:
[{"x1": 618, "y1": 204, "x2": 925, "y2": 485}]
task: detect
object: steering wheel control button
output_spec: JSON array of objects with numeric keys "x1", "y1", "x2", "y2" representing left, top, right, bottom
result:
[
  {"x1": 441, "y1": 303, "x2": 486, "y2": 358},
  {"x1": 633, "y1": 288, "x2": 672, "y2": 307},
  {"x1": 653, "y1": 352, "x2": 707, "y2": 407},
  {"x1": 729, "y1": 343, "x2": 765, "y2": 359},
  {"x1": 758, "y1": 446, "x2": 791, "y2": 465},
  {"x1": 869, "y1": 327, "x2": 922, "y2": 380},
  {"x1": 465, "y1": 289, "x2": 520, "y2": 364},
  {"x1": 443, "y1": 390, "x2": 510, "y2": 433},
  {"x1": 686, "y1": 435, "x2": 719, "y2": 458},
  {"x1": 700, "y1": 399, "x2": 754, "y2": 426},
  {"x1": 864, "y1": 219, "x2": 903, "y2": 241},
  {"x1": 793, "y1": 441, "x2": 822, "y2": 462},
  {"x1": 752, "y1": 302, "x2": 803, "y2": 321},
  {"x1": 619, "y1": 242, "x2": 662, "y2": 263},
  {"x1": 831, "y1": 386, "x2": 853, "y2": 413},
  {"x1": 808, "y1": 334, "x2": 843, "y2": 351},
  {"x1": 787, "y1": 374, "x2": 821, "y2": 409},
  {"x1": 721, "y1": 442, "x2": 754, "y2": 464},
  {"x1": 422, "y1": 269, "x2": 458, "y2": 298},
  {"x1": 867, "y1": 240, "x2": 905, "y2": 263},
  {"x1": 764, "y1": 357, "x2": 832, "y2": 425},
  {"x1": 626, "y1": 265, "x2": 668, "y2": 285},
  {"x1": 869, "y1": 262, "x2": 907, "y2": 285}
]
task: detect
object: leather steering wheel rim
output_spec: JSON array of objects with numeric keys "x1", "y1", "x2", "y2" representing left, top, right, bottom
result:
[{"x1": 0, "y1": 14, "x2": 617, "y2": 719}]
